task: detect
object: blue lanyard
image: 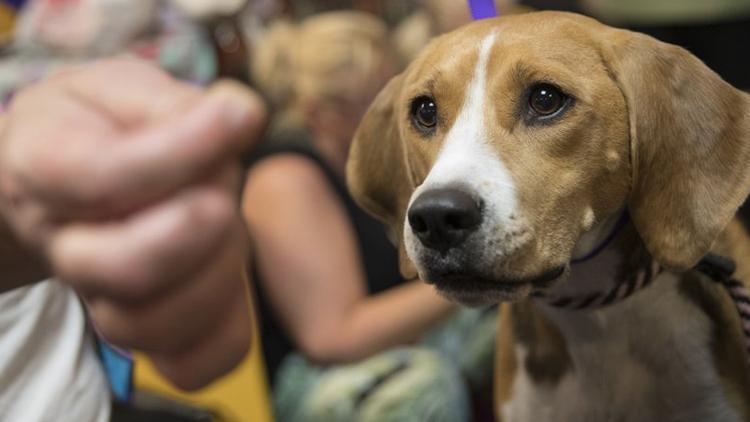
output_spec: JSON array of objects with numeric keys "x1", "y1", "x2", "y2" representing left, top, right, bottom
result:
[{"x1": 468, "y1": 0, "x2": 498, "y2": 19}]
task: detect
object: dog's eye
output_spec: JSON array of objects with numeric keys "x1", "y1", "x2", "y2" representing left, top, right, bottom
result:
[
  {"x1": 528, "y1": 84, "x2": 567, "y2": 116},
  {"x1": 411, "y1": 96, "x2": 438, "y2": 131}
]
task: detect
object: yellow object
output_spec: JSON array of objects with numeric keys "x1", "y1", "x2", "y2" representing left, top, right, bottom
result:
[
  {"x1": 134, "y1": 281, "x2": 273, "y2": 422},
  {"x1": 0, "y1": 4, "x2": 15, "y2": 45}
]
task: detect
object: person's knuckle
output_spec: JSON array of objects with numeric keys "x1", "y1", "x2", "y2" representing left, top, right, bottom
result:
[
  {"x1": 27, "y1": 141, "x2": 111, "y2": 209},
  {"x1": 51, "y1": 244, "x2": 88, "y2": 283},
  {"x1": 30, "y1": 144, "x2": 68, "y2": 183},
  {"x1": 68, "y1": 173, "x2": 115, "y2": 210},
  {"x1": 179, "y1": 190, "x2": 234, "y2": 236},
  {"x1": 54, "y1": 244, "x2": 150, "y2": 300}
]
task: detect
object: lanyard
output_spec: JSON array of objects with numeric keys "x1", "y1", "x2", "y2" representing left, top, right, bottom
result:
[{"x1": 468, "y1": 0, "x2": 498, "y2": 20}]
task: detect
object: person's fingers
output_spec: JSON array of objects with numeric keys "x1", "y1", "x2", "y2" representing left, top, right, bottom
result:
[
  {"x1": 85, "y1": 80, "x2": 264, "y2": 210},
  {"x1": 82, "y1": 219, "x2": 250, "y2": 356},
  {"x1": 6, "y1": 80, "x2": 264, "y2": 219},
  {"x1": 48, "y1": 174, "x2": 238, "y2": 301},
  {"x1": 56, "y1": 58, "x2": 202, "y2": 127},
  {"x1": 0, "y1": 87, "x2": 111, "y2": 245}
]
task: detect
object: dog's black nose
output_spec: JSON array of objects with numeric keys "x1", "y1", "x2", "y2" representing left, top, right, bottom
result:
[{"x1": 407, "y1": 188, "x2": 482, "y2": 252}]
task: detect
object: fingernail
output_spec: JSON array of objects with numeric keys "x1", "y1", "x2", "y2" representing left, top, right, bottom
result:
[{"x1": 207, "y1": 81, "x2": 266, "y2": 131}]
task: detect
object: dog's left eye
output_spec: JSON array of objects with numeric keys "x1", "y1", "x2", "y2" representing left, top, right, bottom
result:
[
  {"x1": 528, "y1": 84, "x2": 567, "y2": 117},
  {"x1": 410, "y1": 96, "x2": 438, "y2": 132}
]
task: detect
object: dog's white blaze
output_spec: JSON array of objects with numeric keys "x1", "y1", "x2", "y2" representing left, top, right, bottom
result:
[
  {"x1": 416, "y1": 32, "x2": 513, "y2": 202},
  {"x1": 406, "y1": 33, "x2": 522, "y2": 256}
]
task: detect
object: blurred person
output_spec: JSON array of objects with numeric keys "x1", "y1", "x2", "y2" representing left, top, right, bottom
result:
[
  {"x1": 1, "y1": 0, "x2": 221, "y2": 104},
  {"x1": 0, "y1": 0, "x2": 280, "y2": 421},
  {"x1": 393, "y1": 0, "x2": 525, "y2": 66},
  {"x1": 246, "y1": 8, "x2": 454, "y2": 380},
  {"x1": 14, "y1": 0, "x2": 158, "y2": 55},
  {"x1": 245, "y1": 11, "x2": 497, "y2": 420},
  {"x1": 0, "y1": 58, "x2": 267, "y2": 421},
  {"x1": 282, "y1": 0, "x2": 384, "y2": 18}
]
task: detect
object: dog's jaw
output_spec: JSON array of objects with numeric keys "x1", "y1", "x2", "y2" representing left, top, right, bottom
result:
[{"x1": 428, "y1": 265, "x2": 567, "y2": 306}]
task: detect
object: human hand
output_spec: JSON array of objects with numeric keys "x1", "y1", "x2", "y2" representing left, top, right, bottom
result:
[{"x1": 0, "y1": 58, "x2": 266, "y2": 388}]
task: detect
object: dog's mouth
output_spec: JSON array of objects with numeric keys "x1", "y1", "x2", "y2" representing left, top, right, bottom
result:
[{"x1": 426, "y1": 266, "x2": 566, "y2": 305}]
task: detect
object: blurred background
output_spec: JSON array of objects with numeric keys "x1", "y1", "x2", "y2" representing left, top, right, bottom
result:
[{"x1": 0, "y1": 1, "x2": 747, "y2": 421}]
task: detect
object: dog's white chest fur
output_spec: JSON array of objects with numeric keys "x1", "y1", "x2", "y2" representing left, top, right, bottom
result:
[{"x1": 501, "y1": 273, "x2": 742, "y2": 422}]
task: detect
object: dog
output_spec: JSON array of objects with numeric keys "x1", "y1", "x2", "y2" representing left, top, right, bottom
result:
[{"x1": 346, "y1": 11, "x2": 750, "y2": 421}]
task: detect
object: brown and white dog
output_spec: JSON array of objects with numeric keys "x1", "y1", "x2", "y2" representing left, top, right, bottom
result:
[{"x1": 346, "y1": 11, "x2": 750, "y2": 421}]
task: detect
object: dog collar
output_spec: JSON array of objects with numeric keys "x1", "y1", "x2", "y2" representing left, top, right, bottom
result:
[
  {"x1": 532, "y1": 210, "x2": 641, "y2": 308},
  {"x1": 534, "y1": 259, "x2": 661, "y2": 310},
  {"x1": 536, "y1": 253, "x2": 750, "y2": 369},
  {"x1": 570, "y1": 211, "x2": 630, "y2": 265},
  {"x1": 694, "y1": 254, "x2": 750, "y2": 365}
]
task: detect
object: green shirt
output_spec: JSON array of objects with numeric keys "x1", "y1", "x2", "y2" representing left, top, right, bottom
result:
[{"x1": 583, "y1": 0, "x2": 750, "y2": 25}]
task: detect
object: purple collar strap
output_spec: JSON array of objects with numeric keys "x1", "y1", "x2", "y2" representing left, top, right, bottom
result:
[
  {"x1": 468, "y1": 0, "x2": 498, "y2": 20},
  {"x1": 570, "y1": 211, "x2": 630, "y2": 265},
  {"x1": 535, "y1": 260, "x2": 661, "y2": 310}
]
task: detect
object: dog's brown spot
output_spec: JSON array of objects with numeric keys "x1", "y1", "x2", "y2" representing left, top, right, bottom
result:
[
  {"x1": 494, "y1": 305, "x2": 517, "y2": 420},
  {"x1": 510, "y1": 301, "x2": 572, "y2": 384}
]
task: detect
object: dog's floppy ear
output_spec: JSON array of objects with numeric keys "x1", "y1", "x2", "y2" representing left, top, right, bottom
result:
[
  {"x1": 347, "y1": 74, "x2": 417, "y2": 278},
  {"x1": 604, "y1": 30, "x2": 750, "y2": 269}
]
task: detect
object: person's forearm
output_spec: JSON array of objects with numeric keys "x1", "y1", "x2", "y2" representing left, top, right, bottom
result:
[
  {"x1": 302, "y1": 280, "x2": 456, "y2": 363},
  {"x1": 0, "y1": 217, "x2": 49, "y2": 292}
]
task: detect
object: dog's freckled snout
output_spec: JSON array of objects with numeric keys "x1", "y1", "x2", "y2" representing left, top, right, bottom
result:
[{"x1": 407, "y1": 188, "x2": 482, "y2": 252}]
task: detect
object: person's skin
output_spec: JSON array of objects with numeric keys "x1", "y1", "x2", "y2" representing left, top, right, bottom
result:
[
  {"x1": 242, "y1": 96, "x2": 455, "y2": 363},
  {"x1": 0, "y1": 58, "x2": 266, "y2": 390}
]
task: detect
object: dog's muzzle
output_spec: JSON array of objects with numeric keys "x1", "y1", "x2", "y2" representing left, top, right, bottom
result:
[{"x1": 407, "y1": 188, "x2": 482, "y2": 252}]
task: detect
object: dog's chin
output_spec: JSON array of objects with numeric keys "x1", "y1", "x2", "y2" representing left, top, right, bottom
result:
[
  {"x1": 424, "y1": 266, "x2": 567, "y2": 306},
  {"x1": 435, "y1": 280, "x2": 534, "y2": 306}
]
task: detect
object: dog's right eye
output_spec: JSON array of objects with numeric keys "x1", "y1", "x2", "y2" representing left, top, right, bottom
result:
[
  {"x1": 527, "y1": 83, "x2": 568, "y2": 118},
  {"x1": 410, "y1": 96, "x2": 438, "y2": 132}
]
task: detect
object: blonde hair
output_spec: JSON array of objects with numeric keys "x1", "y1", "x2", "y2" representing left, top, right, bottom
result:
[{"x1": 252, "y1": 11, "x2": 391, "y2": 113}]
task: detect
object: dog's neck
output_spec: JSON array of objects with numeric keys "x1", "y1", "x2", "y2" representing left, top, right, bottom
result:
[
  {"x1": 513, "y1": 216, "x2": 744, "y2": 420},
  {"x1": 544, "y1": 212, "x2": 647, "y2": 300}
]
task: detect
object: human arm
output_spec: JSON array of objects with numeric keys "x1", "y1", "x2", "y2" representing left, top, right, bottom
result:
[
  {"x1": 0, "y1": 59, "x2": 265, "y2": 389},
  {"x1": 242, "y1": 155, "x2": 455, "y2": 363}
]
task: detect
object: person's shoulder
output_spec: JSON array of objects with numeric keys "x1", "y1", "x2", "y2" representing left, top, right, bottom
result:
[{"x1": 244, "y1": 153, "x2": 334, "y2": 201}]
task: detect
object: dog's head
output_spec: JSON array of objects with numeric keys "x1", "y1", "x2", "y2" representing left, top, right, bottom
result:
[{"x1": 347, "y1": 12, "x2": 750, "y2": 305}]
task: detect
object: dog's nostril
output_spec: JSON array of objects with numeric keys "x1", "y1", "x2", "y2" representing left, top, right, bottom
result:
[
  {"x1": 409, "y1": 214, "x2": 428, "y2": 233},
  {"x1": 407, "y1": 188, "x2": 482, "y2": 251}
]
